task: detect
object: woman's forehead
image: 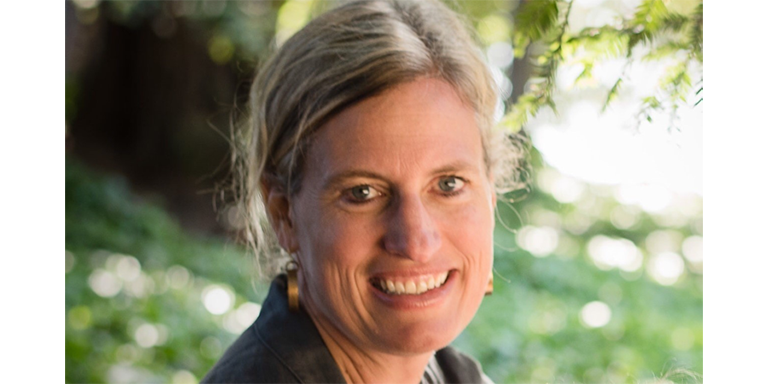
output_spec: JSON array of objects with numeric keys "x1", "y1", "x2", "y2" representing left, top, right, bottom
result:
[{"x1": 303, "y1": 78, "x2": 486, "y2": 184}]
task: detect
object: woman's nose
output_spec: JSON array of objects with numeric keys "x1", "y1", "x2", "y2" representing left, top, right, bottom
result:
[{"x1": 382, "y1": 194, "x2": 442, "y2": 262}]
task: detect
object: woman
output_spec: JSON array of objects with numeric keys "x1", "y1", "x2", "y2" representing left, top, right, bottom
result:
[{"x1": 203, "y1": 0, "x2": 526, "y2": 382}]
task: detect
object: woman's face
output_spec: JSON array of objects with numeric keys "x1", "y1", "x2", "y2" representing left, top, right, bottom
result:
[{"x1": 281, "y1": 78, "x2": 495, "y2": 355}]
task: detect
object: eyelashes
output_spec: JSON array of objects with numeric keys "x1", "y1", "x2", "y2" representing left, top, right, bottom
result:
[
  {"x1": 340, "y1": 176, "x2": 468, "y2": 205},
  {"x1": 345, "y1": 185, "x2": 382, "y2": 203}
]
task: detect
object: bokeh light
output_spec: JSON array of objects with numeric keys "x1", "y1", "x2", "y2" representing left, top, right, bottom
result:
[
  {"x1": 587, "y1": 235, "x2": 643, "y2": 272},
  {"x1": 682, "y1": 235, "x2": 703, "y2": 263},
  {"x1": 651, "y1": 205, "x2": 689, "y2": 228},
  {"x1": 609, "y1": 205, "x2": 639, "y2": 230},
  {"x1": 517, "y1": 225, "x2": 559, "y2": 257},
  {"x1": 551, "y1": 175, "x2": 586, "y2": 204},
  {"x1": 107, "y1": 364, "x2": 154, "y2": 384},
  {"x1": 134, "y1": 323, "x2": 159, "y2": 348},
  {"x1": 224, "y1": 205, "x2": 245, "y2": 230},
  {"x1": 222, "y1": 301, "x2": 261, "y2": 334},
  {"x1": 580, "y1": 301, "x2": 612, "y2": 328},
  {"x1": 172, "y1": 370, "x2": 197, "y2": 384},
  {"x1": 88, "y1": 269, "x2": 123, "y2": 297},
  {"x1": 202, "y1": 285, "x2": 234, "y2": 315},
  {"x1": 125, "y1": 273, "x2": 155, "y2": 298},
  {"x1": 235, "y1": 302, "x2": 261, "y2": 328},
  {"x1": 115, "y1": 255, "x2": 141, "y2": 281},
  {"x1": 535, "y1": 167, "x2": 559, "y2": 195},
  {"x1": 166, "y1": 265, "x2": 191, "y2": 289},
  {"x1": 68, "y1": 305, "x2": 92, "y2": 330},
  {"x1": 71, "y1": 0, "x2": 99, "y2": 10},
  {"x1": 574, "y1": 0, "x2": 608, "y2": 8},
  {"x1": 208, "y1": 35, "x2": 234, "y2": 65},
  {"x1": 477, "y1": 14, "x2": 511, "y2": 45},
  {"x1": 645, "y1": 230, "x2": 683, "y2": 255},
  {"x1": 486, "y1": 42, "x2": 514, "y2": 69},
  {"x1": 648, "y1": 252, "x2": 685, "y2": 286},
  {"x1": 275, "y1": 0, "x2": 315, "y2": 47}
]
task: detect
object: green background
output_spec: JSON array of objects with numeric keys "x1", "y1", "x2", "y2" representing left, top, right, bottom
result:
[{"x1": 65, "y1": 1, "x2": 703, "y2": 383}]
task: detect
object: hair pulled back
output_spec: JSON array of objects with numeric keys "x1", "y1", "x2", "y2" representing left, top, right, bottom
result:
[{"x1": 231, "y1": 0, "x2": 528, "y2": 277}]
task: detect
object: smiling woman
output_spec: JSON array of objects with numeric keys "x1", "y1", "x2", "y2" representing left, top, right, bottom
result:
[
  {"x1": 291, "y1": 78, "x2": 496, "y2": 361},
  {"x1": 202, "y1": 0, "x2": 526, "y2": 383}
]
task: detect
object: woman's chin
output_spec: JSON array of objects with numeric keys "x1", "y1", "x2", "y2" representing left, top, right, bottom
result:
[{"x1": 375, "y1": 329, "x2": 454, "y2": 356}]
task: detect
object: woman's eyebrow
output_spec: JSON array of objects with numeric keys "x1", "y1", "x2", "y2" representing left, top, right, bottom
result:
[
  {"x1": 323, "y1": 161, "x2": 481, "y2": 189},
  {"x1": 430, "y1": 160, "x2": 481, "y2": 176},
  {"x1": 323, "y1": 170, "x2": 388, "y2": 190}
]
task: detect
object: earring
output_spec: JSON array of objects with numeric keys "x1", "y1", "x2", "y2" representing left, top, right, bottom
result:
[
  {"x1": 485, "y1": 272, "x2": 493, "y2": 296},
  {"x1": 285, "y1": 259, "x2": 300, "y2": 312}
]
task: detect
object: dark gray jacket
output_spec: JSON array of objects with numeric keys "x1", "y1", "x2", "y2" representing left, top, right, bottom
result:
[{"x1": 201, "y1": 275, "x2": 490, "y2": 383}]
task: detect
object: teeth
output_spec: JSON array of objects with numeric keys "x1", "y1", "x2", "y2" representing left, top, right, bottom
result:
[
  {"x1": 418, "y1": 281, "x2": 427, "y2": 294},
  {"x1": 375, "y1": 272, "x2": 451, "y2": 295}
]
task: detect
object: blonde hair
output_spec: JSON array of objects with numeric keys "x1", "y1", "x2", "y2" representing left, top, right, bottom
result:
[{"x1": 230, "y1": 0, "x2": 528, "y2": 276}]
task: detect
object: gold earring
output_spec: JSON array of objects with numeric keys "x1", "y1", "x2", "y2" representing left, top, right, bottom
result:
[
  {"x1": 286, "y1": 259, "x2": 299, "y2": 312},
  {"x1": 485, "y1": 272, "x2": 493, "y2": 296}
]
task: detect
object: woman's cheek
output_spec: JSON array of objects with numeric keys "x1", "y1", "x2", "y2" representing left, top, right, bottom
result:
[{"x1": 317, "y1": 217, "x2": 372, "y2": 265}]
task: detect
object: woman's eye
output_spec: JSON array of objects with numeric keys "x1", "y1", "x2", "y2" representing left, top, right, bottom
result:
[
  {"x1": 437, "y1": 176, "x2": 465, "y2": 193},
  {"x1": 347, "y1": 185, "x2": 379, "y2": 202}
]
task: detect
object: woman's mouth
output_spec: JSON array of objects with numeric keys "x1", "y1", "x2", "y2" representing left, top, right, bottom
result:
[{"x1": 370, "y1": 271, "x2": 451, "y2": 295}]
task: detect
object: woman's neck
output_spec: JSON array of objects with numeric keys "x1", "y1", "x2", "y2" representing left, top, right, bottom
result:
[{"x1": 307, "y1": 309, "x2": 434, "y2": 384}]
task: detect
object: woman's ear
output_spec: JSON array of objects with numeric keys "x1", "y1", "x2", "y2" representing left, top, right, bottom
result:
[{"x1": 260, "y1": 178, "x2": 298, "y2": 253}]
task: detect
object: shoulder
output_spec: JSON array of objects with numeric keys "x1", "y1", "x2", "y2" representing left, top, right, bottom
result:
[
  {"x1": 200, "y1": 324, "x2": 298, "y2": 383},
  {"x1": 434, "y1": 346, "x2": 493, "y2": 384},
  {"x1": 201, "y1": 275, "x2": 346, "y2": 384}
]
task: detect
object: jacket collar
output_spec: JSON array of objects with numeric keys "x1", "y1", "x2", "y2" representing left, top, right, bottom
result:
[{"x1": 254, "y1": 274, "x2": 347, "y2": 383}]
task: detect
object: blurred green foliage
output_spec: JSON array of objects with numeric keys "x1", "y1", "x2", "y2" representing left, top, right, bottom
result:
[
  {"x1": 455, "y1": 155, "x2": 702, "y2": 383},
  {"x1": 66, "y1": 154, "x2": 702, "y2": 383},
  {"x1": 503, "y1": 0, "x2": 703, "y2": 131},
  {"x1": 66, "y1": 0, "x2": 703, "y2": 383},
  {"x1": 66, "y1": 158, "x2": 269, "y2": 383}
]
